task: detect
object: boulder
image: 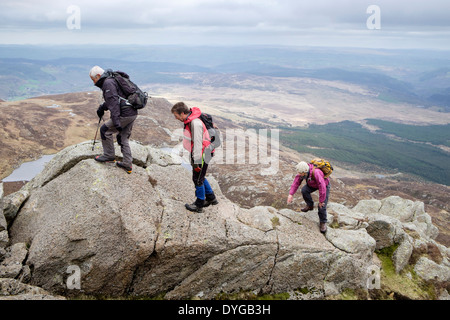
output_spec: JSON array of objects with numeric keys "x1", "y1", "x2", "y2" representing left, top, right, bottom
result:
[
  {"x1": 379, "y1": 196, "x2": 416, "y2": 223},
  {"x1": 439, "y1": 289, "x2": 450, "y2": 300},
  {"x1": 411, "y1": 207, "x2": 439, "y2": 240},
  {"x1": 147, "y1": 147, "x2": 183, "y2": 167},
  {"x1": 23, "y1": 140, "x2": 153, "y2": 193},
  {"x1": 10, "y1": 159, "x2": 161, "y2": 296},
  {"x1": 0, "y1": 278, "x2": 65, "y2": 300},
  {"x1": 0, "y1": 182, "x2": 3, "y2": 217},
  {"x1": 353, "y1": 196, "x2": 440, "y2": 259},
  {"x1": 414, "y1": 256, "x2": 450, "y2": 283},
  {"x1": 355, "y1": 194, "x2": 448, "y2": 276},
  {"x1": 0, "y1": 210, "x2": 6, "y2": 234},
  {"x1": 328, "y1": 202, "x2": 368, "y2": 230},
  {"x1": 325, "y1": 228, "x2": 376, "y2": 261},
  {"x1": 351, "y1": 199, "x2": 382, "y2": 215},
  {"x1": 0, "y1": 231, "x2": 8, "y2": 249},
  {"x1": 0, "y1": 243, "x2": 28, "y2": 279},
  {"x1": 365, "y1": 213, "x2": 405, "y2": 250},
  {"x1": 7, "y1": 142, "x2": 378, "y2": 299},
  {"x1": 392, "y1": 235, "x2": 413, "y2": 273},
  {"x1": 5, "y1": 141, "x2": 448, "y2": 300},
  {"x1": 375, "y1": 197, "x2": 438, "y2": 241},
  {"x1": 0, "y1": 183, "x2": 7, "y2": 248},
  {"x1": 2, "y1": 140, "x2": 178, "y2": 227},
  {"x1": 2, "y1": 189, "x2": 29, "y2": 224}
]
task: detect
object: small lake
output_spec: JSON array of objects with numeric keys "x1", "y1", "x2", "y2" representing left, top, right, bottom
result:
[
  {"x1": 2, "y1": 147, "x2": 190, "y2": 184},
  {"x1": 2, "y1": 154, "x2": 55, "y2": 182}
]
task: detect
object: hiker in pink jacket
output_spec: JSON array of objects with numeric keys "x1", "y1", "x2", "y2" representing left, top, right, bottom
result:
[{"x1": 287, "y1": 161, "x2": 330, "y2": 233}]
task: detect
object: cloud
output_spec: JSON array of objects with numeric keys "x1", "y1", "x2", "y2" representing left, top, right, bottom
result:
[
  {"x1": 2, "y1": 0, "x2": 449, "y2": 29},
  {"x1": 0, "y1": 0, "x2": 449, "y2": 48}
]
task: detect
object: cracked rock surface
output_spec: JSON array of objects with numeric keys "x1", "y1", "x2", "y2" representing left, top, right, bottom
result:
[{"x1": 4, "y1": 141, "x2": 421, "y2": 299}]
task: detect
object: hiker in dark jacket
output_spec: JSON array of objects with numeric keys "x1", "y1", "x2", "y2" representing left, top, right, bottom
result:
[
  {"x1": 171, "y1": 102, "x2": 218, "y2": 213},
  {"x1": 287, "y1": 161, "x2": 330, "y2": 233},
  {"x1": 89, "y1": 66, "x2": 137, "y2": 174}
]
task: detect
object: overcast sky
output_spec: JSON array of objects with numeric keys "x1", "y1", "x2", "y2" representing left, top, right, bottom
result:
[{"x1": 1, "y1": 0, "x2": 450, "y2": 49}]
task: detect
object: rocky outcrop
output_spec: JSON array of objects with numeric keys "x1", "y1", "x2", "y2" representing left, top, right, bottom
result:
[
  {"x1": 0, "y1": 243, "x2": 28, "y2": 279},
  {"x1": 1, "y1": 141, "x2": 449, "y2": 300},
  {"x1": 0, "y1": 278, "x2": 65, "y2": 300},
  {"x1": 0, "y1": 183, "x2": 8, "y2": 248},
  {"x1": 328, "y1": 196, "x2": 450, "y2": 285},
  {"x1": 0, "y1": 239, "x2": 64, "y2": 300}
]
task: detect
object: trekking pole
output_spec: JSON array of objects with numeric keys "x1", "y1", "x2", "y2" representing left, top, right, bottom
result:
[{"x1": 92, "y1": 117, "x2": 102, "y2": 151}]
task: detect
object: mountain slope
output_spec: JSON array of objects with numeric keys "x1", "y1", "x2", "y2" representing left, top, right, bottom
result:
[
  {"x1": 0, "y1": 92, "x2": 179, "y2": 180},
  {"x1": 1, "y1": 92, "x2": 449, "y2": 248}
]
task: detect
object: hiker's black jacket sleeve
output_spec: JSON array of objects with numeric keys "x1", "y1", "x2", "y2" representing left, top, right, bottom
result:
[{"x1": 102, "y1": 78, "x2": 121, "y2": 128}]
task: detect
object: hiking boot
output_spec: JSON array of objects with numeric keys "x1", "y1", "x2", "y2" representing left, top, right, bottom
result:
[
  {"x1": 185, "y1": 198, "x2": 205, "y2": 213},
  {"x1": 320, "y1": 222, "x2": 327, "y2": 234},
  {"x1": 95, "y1": 155, "x2": 115, "y2": 163},
  {"x1": 204, "y1": 194, "x2": 219, "y2": 207},
  {"x1": 116, "y1": 161, "x2": 132, "y2": 174},
  {"x1": 301, "y1": 205, "x2": 314, "y2": 212}
]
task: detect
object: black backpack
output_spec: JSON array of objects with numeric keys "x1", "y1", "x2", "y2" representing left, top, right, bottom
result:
[
  {"x1": 111, "y1": 71, "x2": 148, "y2": 110},
  {"x1": 199, "y1": 113, "x2": 221, "y2": 150}
]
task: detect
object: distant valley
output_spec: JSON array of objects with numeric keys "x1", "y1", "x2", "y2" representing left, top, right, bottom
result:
[
  {"x1": 1, "y1": 45, "x2": 449, "y2": 245},
  {"x1": 0, "y1": 91, "x2": 449, "y2": 247},
  {"x1": 1, "y1": 45, "x2": 449, "y2": 112}
]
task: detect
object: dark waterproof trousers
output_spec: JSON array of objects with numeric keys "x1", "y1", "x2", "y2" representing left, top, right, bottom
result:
[
  {"x1": 100, "y1": 115, "x2": 137, "y2": 167},
  {"x1": 301, "y1": 183, "x2": 331, "y2": 223},
  {"x1": 192, "y1": 161, "x2": 214, "y2": 200}
]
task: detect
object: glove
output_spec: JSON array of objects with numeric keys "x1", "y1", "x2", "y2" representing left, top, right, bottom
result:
[
  {"x1": 115, "y1": 126, "x2": 123, "y2": 132},
  {"x1": 96, "y1": 106, "x2": 105, "y2": 119},
  {"x1": 193, "y1": 163, "x2": 202, "y2": 173}
]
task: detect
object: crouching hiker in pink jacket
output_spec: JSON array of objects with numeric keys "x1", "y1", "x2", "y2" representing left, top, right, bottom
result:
[{"x1": 287, "y1": 161, "x2": 330, "y2": 233}]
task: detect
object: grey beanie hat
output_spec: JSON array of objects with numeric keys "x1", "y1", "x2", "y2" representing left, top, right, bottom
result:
[{"x1": 295, "y1": 161, "x2": 309, "y2": 173}]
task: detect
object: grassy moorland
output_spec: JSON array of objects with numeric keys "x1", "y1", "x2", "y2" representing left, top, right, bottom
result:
[
  {"x1": 366, "y1": 119, "x2": 450, "y2": 147},
  {"x1": 278, "y1": 120, "x2": 450, "y2": 186}
]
